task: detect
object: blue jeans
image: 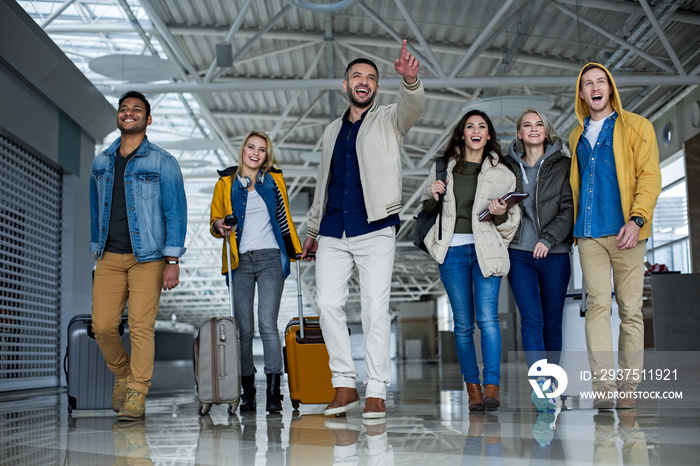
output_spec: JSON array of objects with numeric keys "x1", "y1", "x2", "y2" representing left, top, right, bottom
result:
[
  {"x1": 230, "y1": 248, "x2": 284, "y2": 376},
  {"x1": 508, "y1": 250, "x2": 571, "y2": 368},
  {"x1": 439, "y1": 244, "x2": 502, "y2": 386}
]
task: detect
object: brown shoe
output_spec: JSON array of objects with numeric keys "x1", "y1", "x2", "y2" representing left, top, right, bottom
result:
[
  {"x1": 482, "y1": 384, "x2": 500, "y2": 411},
  {"x1": 363, "y1": 418, "x2": 386, "y2": 435},
  {"x1": 112, "y1": 377, "x2": 128, "y2": 412},
  {"x1": 324, "y1": 387, "x2": 360, "y2": 416},
  {"x1": 616, "y1": 383, "x2": 637, "y2": 409},
  {"x1": 467, "y1": 412, "x2": 484, "y2": 437},
  {"x1": 483, "y1": 414, "x2": 501, "y2": 445},
  {"x1": 362, "y1": 397, "x2": 386, "y2": 419},
  {"x1": 324, "y1": 419, "x2": 361, "y2": 446},
  {"x1": 118, "y1": 388, "x2": 146, "y2": 422},
  {"x1": 466, "y1": 383, "x2": 485, "y2": 411},
  {"x1": 593, "y1": 385, "x2": 615, "y2": 410}
]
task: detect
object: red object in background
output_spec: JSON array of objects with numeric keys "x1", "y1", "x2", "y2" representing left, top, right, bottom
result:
[{"x1": 645, "y1": 263, "x2": 670, "y2": 275}]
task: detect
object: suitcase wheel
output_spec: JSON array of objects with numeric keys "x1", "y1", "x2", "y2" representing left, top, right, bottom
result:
[
  {"x1": 292, "y1": 400, "x2": 300, "y2": 410},
  {"x1": 198, "y1": 404, "x2": 211, "y2": 416},
  {"x1": 228, "y1": 398, "x2": 241, "y2": 416}
]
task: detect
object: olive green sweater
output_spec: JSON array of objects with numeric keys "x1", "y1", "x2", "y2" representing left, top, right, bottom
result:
[{"x1": 424, "y1": 160, "x2": 505, "y2": 233}]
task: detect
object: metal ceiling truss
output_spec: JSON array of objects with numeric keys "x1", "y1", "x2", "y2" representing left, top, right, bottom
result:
[{"x1": 19, "y1": 0, "x2": 700, "y2": 326}]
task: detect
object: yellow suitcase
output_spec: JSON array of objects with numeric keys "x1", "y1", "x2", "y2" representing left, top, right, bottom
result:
[{"x1": 283, "y1": 316, "x2": 335, "y2": 409}]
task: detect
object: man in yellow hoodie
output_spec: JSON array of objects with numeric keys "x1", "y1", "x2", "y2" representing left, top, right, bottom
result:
[{"x1": 569, "y1": 63, "x2": 661, "y2": 410}]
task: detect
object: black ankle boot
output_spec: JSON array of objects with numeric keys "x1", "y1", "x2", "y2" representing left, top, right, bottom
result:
[
  {"x1": 240, "y1": 374, "x2": 256, "y2": 412},
  {"x1": 266, "y1": 374, "x2": 283, "y2": 413}
]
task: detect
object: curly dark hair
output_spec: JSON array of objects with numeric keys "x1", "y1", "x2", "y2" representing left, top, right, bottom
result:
[
  {"x1": 439, "y1": 110, "x2": 504, "y2": 168},
  {"x1": 118, "y1": 90, "x2": 151, "y2": 117}
]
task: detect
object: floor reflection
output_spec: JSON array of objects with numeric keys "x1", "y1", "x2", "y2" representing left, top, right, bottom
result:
[
  {"x1": 1, "y1": 361, "x2": 699, "y2": 465},
  {"x1": 593, "y1": 410, "x2": 649, "y2": 466},
  {"x1": 462, "y1": 413, "x2": 503, "y2": 465}
]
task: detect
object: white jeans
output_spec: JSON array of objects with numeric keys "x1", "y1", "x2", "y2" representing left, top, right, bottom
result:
[{"x1": 315, "y1": 227, "x2": 396, "y2": 399}]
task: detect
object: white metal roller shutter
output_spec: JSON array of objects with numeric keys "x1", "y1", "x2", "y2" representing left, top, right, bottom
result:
[{"x1": 0, "y1": 134, "x2": 62, "y2": 390}]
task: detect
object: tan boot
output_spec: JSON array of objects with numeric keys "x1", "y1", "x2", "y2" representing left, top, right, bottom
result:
[
  {"x1": 616, "y1": 383, "x2": 637, "y2": 409},
  {"x1": 118, "y1": 388, "x2": 146, "y2": 422},
  {"x1": 112, "y1": 377, "x2": 128, "y2": 412},
  {"x1": 112, "y1": 419, "x2": 150, "y2": 460},
  {"x1": 482, "y1": 384, "x2": 500, "y2": 411},
  {"x1": 466, "y1": 383, "x2": 485, "y2": 411},
  {"x1": 593, "y1": 385, "x2": 615, "y2": 410}
]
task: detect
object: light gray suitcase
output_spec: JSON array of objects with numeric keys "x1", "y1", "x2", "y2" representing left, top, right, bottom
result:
[
  {"x1": 194, "y1": 414, "x2": 242, "y2": 465},
  {"x1": 194, "y1": 226, "x2": 241, "y2": 415},
  {"x1": 194, "y1": 316, "x2": 241, "y2": 415}
]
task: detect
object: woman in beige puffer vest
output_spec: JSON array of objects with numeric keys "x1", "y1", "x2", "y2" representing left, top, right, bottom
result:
[{"x1": 420, "y1": 110, "x2": 520, "y2": 412}]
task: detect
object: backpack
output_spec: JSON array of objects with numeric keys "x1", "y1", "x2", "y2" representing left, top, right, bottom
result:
[{"x1": 413, "y1": 158, "x2": 447, "y2": 254}]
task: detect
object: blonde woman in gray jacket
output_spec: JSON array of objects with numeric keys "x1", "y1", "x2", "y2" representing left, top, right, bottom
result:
[
  {"x1": 504, "y1": 109, "x2": 573, "y2": 412},
  {"x1": 421, "y1": 110, "x2": 520, "y2": 411}
]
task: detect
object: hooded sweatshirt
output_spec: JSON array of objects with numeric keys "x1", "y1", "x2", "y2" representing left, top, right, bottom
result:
[
  {"x1": 505, "y1": 139, "x2": 573, "y2": 254},
  {"x1": 569, "y1": 63, "x2": 661, "y2": 241}
]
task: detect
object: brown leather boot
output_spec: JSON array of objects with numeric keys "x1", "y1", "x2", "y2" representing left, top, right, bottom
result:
[
  {"x1": 482, "y1": 384, "x2": 500, "y2": 411},
  {"x1": 466, "y1": 383, "x2": 485, "y2": 411}
]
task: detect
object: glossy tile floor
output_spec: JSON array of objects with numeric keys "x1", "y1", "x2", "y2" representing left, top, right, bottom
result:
[{"x1": 2, "y1": 360, "x2": 700, "y2": 465}]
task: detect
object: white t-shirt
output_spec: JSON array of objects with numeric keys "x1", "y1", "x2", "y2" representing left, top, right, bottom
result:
[
  {"x1": 584, "y1": 111, "x2": 614, "y2": 148},
  {"x1": 449, "y1": 233, "x2": 475, "y2": 247},
  {"x1": 238, "y1": 189, "x2": 279, "y2": 254}
]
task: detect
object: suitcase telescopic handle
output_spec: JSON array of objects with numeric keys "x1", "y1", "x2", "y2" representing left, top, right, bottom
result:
[
  {"x1": 225, "y1": 234, "x2": 235, "y2": 318},
  {"x1": 223, "y1": 214, "x2": 237, "y2": 318},
  {"x1": 295, "y1": 258, "x2": 304, "y2": 340}
]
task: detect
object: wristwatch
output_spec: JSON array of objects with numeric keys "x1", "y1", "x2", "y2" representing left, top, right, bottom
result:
[
  {"x1": 630, "y1": 216, "x2": 644, "y2": 228},
  {"x1": 165, "y1": 259, "x2": 179, "y2": 265}
]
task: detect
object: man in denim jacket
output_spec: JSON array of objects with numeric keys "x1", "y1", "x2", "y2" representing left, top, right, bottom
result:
[
  {"x1": 89, "y1": 91, "x2": 187, "y2": 421},
  {"x1": 569, "y1": 64, "x2": 661, "y2": 410}
]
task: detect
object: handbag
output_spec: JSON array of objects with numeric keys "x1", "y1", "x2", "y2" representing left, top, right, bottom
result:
[{"x1": 413, "y1": 158, "x2": 447, "y2": 253}]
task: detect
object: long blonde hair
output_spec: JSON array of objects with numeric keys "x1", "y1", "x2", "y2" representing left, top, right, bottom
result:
[{"x1": 235, "y1": 130, "x2": 279, "y2": 177}]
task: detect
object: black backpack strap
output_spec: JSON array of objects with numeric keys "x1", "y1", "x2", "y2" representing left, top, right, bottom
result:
[{"x1": 436, "y1": 158, "x2": 447, "y2": 240}]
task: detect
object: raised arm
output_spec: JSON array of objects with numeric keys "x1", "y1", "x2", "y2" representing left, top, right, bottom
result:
[{"x1": 394, "y1": 39, "x2": 419, "y2": 84}]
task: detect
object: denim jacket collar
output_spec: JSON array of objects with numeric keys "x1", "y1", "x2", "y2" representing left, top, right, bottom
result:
[
  {"x1": 582, "y1": 111, "x2": 618, "y2": 134},
  {"x1": 104, "y1": 136, "x2": 151, "y2": 161}
]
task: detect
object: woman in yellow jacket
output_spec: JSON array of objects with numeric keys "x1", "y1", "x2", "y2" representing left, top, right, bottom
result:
[{"x1": 210, "y1": 130, "x2": 301, "y2": 413}]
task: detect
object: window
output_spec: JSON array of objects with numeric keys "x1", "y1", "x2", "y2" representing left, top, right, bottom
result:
[{"x1": 647, "y1": 152, "x2": 690, "y2": 273}]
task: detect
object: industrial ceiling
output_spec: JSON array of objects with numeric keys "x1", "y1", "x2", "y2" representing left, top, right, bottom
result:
[{"x1": 19, "y1": 0, "x2": 700, "y2": 327}]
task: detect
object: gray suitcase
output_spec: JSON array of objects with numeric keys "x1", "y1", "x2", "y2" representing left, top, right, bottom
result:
[
  {"x1": 194, "y1": 225, "x2": 241, "y2": 415},
  {"x1": 64, "y1": 314, "x2": 130, "y2": 413},
  {"x1": 194, "y1": 414, "x2": 242, "y2": 465}
]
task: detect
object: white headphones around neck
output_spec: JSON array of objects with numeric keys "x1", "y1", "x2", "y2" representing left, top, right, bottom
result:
[{"x1": 237, "y1": 171, "x2": 264, "y2": 188}]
